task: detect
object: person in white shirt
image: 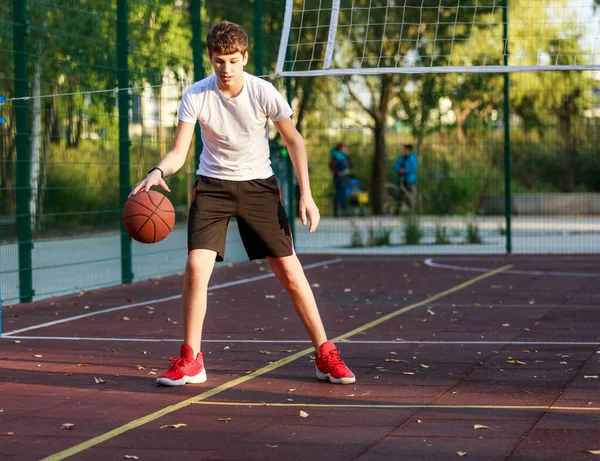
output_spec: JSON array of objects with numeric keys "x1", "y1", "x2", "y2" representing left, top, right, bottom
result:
[{"x1": 130, "y1": 21, "x2": 355, "y2": 386}]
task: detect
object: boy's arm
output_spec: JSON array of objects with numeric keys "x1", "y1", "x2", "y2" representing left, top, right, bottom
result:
[
  {"x1": 273, "y1": 117, "x2": 320, "y2": 233},
  {"x1": 130, "y1": 120, "x2": 196, "y2": 196}
]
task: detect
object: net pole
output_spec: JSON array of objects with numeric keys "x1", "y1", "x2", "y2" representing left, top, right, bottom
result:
[
  {"x1": 117, "y1": 0, "x2": 133, "y2": 284},
  {"x1": 190, "y1": 0, "x2": 204, "y2": 171},
  {"x1": 502, "y1": 0, "x2": 512, "y2": 254},
  {"x1": 13, "y1": 0, "x2": 34, "y2": 302},
  {"x1": 254, "y1": 0, "x2": 264, "y2": 77}
]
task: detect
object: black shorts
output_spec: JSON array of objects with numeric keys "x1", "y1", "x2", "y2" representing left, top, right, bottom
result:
[{"x1": 188, "y1": 175, "x2": 294, "y2": 261}]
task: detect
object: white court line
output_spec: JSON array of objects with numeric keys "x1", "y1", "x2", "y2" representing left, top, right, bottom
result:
[
  {"x1": 2, "y1": 336, "x2": 600, "y2": 346},
  {"x1": 1, "y1": 258, "x2": 342, "y2": 337},
  {"x1": 424, "y1": 258, "x2": 600, "y2": 277}
]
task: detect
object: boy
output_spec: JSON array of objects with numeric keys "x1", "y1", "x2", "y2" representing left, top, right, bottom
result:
[{"x1": 130, "y1": 21, "x2": 355, "y2": 386}]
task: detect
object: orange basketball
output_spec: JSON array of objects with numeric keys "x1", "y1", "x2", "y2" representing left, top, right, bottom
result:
[{"x1": 122, "y1": 190, "x2": 175, "y2": 243}]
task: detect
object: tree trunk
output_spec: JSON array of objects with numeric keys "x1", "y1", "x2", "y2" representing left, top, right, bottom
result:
[
  {"x1": 30, "y1": 57, "x2": 42, "y2": 229},
  {"x1": 37, "y1": 95, "x2": 56, "y2": 232},
  {"x1": 370, "y1": 118, "x2": 387, "y2": 215}
]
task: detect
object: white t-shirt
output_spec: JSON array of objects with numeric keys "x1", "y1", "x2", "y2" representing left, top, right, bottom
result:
[{"x1": 178, "y1": 72, "x2": 293, "y2": 180}]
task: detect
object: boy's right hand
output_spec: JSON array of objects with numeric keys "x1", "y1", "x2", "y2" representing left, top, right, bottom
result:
[{"x1": 129, "y1": 170, "x2": 171, "y2": 197}]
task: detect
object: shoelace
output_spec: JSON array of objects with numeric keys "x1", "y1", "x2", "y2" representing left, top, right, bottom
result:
[
  {"x1": 167, "y1": 356, "x2": 192, "y2": 369},
  {"x1": 324, "y1": 349, "x2": 346, "y2": 368}
]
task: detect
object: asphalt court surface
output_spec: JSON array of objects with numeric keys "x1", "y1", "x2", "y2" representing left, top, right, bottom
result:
[{"x1": 1, "y1": 254, "x2": 599, "y2": 460}]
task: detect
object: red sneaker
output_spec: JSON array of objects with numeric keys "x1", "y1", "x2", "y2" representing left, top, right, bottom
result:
[
  {"x1": 315, "y1": 341, "x2": 356, "y2": 384},
  {"x1": 156, "y1": 344, "x2": 207, "y2": 386}
]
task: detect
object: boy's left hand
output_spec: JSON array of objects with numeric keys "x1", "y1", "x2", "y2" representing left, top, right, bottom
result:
[{"x1": 299, "y1": 196, "x2": 320, "y2": 233}]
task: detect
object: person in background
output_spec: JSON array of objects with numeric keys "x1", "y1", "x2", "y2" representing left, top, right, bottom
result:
[
  {"x1": 329, "y1": 142, "x2": 350, "y2": 217},
  {"x1": 393, "y1": 144, "x2": 418, "y2": 212}
]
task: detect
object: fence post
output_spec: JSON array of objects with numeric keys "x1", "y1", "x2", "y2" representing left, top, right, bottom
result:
[
  {"x1": 117, "y1": 0, "x2": 133, "y2": 284},
  {"x1": 190, "y1": 0, "x2": 204, "y2": 169},
  {"x1": 503, "y1": 0, "x2": 512, "y2": 254},
  {"x1": 14, "y1": 0, "x2": 34, "y2": 302}
]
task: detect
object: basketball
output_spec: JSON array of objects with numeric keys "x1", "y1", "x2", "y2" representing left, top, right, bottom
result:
[{"x1": 122, "y1": 190, "x2": 175, "y2": 243}]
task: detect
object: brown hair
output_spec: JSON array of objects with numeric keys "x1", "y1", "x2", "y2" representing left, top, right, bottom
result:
[{"x1": 206, "y1": 21, "x2": 248, "y2": 57}]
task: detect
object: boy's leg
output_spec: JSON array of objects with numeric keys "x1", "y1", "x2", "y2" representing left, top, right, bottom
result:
[
  {"x1": 267, "y1": 254, "x2": 327, "y2": 350},
  {"x1": 183, "y1": 248, "x2": 218, "y2": 355},
  {"x1": 268, "y1": 255, "x2": 356, "y2": 384},
  {"x1": 156, "y1": 248, "x2": 216, "y2": 387}
]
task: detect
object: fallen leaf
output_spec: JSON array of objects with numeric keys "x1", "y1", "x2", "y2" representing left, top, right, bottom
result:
[
  {"x1": 311, "y1": 283, "x2": 320, "y2": 288},
  {"x1": 94, "y1": 377, "x2": 106, "y2": 384},
  {"x1": 299, "y1": 410, "x2": 309, "y2": 418},
  {"x1": 123, "y1": 456, "x2": 139, "y2": 460},
  {"x1": 587, "y1": 450, "x2": 600, "y2": 454},
  {"x1": 403, "y1": 372, "x2": 415, "y2": 375},
  {"x1": 389, "y1": 351, "x2": 398, "y2": 356},
  {"x1": 288, "y1": 388, "x2": 296, "y2": 392},
  {"x1": 336, "y1": 319, "x2": 343, "y2": 324},
  {"x1": 584, "y1": 376, "x2": 599, "y2": 379},
  {"x1": 474, "y1": 424, "x2": 489, "y2": 430},
  {"x1": 344, "y1": 288, "x2": 352, "y2": 292},
  {"x1": 136, "y1": 365, "x2": 145, "y2": 370},
  {"x1": 266, "y1": 444, "x2": 278, "y2": 448},
  {"x1": 282, "y1": 349, "x2": 294, "y2": 353},
  {"x1": 12, "y1": 340, "x2": 21, "y2": 344},
  {"x1": 502, "y1": 323, "x2": 510, "y2": 327},
  {"x1": 32, "y1": 354, "x2": 43, "y2": 358},
  {"x1": 506, "y1": 360, "x2": 526, "y2": 365},
  {"x1": 419, "y1": 364, "x2": 430, "y2": 368},
  {"x1": 386, "y1": 358, "x2": 400, "y2": 363},
  {"x1": 217, "y1": 418, "x2": 231, "y2": 423},
  {"x1": 457, "y1": 452, "x2": 467, "y2": 457},
  {"x1": 260, "y1": 350, "x2": 274, "y2": 355},
  {"x1": 265, "y1": 295, "x2": 275, "y2": 299},
  {"x1": 61, "y1": 423, "x2": 75, "y2": 430},
  {"x1": 120, "y1": 316, "x2": 130, "y2": 321},
  {"x1": 77, "y1": 363, "x2": 89, "y2": 367},
  {"x1": 140, "y1": 350, "x2": 149, "y2": 355},
  {"x1": 160, "y1": 423, "x2": 187, "y2": 429},
  {"x1": 254, "y1": 327, "x2": 265, "y2": 331}
]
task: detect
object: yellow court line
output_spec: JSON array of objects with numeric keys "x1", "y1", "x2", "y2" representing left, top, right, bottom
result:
[
  {"x1": 192, "y1": 401, "x2": 600, "y2": 412},
  {"x1": 42, "y1": 263, "x2": 512, "y2": 461}
]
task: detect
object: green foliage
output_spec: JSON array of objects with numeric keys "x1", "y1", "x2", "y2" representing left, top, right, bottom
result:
[
  {"x1": 367, "y1": 221, "x2": 392, "y2": 246},
  {"x1": 403, "y1": 213, "x2": 423, "y2": 245},
  {"x1": 435, "y1": 223, "x2": 451, "y2": 245},
  {"x1": 466, "y1": 221, "x2": 483, "y2": 244}
]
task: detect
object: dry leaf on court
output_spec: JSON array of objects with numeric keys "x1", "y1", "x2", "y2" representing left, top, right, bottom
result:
[
  {"x1": 389, "y1": 351, "x2": 398, "y2": 355},
  {"x1": 123, "y1": 456, "x2": 139, "y2": 460},
  {"x1": 254, "y1": 327, "x2": 265, "y2": 331},
  {"x1": 217, "y1": 418, "x2": 232, "y2": 423},
  {"x1": 336, "y1": 319, "x2": 343, "y2": 324},
  {"x1": 506, "y1": 360, "x2": 526, "y2": 365},
  {"x1": 587, "y1": 450, "x2": 600, "y2": 454},
  {"x1": 32, "y1": 354, "x2": 43, "y2": 358},
  {"x1": 265, "y1": 295, "x2": 275, "y2": 299},
  {"x1": 282, "y1": 349, "x2": 294, "y2": 353},
  {"x1": 61, "y1": 423, "x2": 75, "y2": 430},
  {"x1": 77, "y1": 363, "x2": 89, "y2": 367},
  {"x1": 120, "y1": 316, "x2": 130, "y2": 321},
  {"x1": 136, "y1": 365, "x2": 145, "y2": 370},
  {"x1": 420, "y1": 364, "x2": 430, "y2": 368},
  {"x1": 140, "y1": 350, "x2": 149, "y2": 355},
  {"x1": 457, "y1": 452, "x2": 467, "y2": 457},
  {"x1": 160, "y1": 423, "x2": 187, "y2": 429},
  {"x1": 344, "y1": 288, "x2": 351, "y2": 292},
  {"x1": 299, "y1": 410, "x2": 309, "y2": 418},
  {"x1": 266, "y1": 444, "x2": 278, "y2": 448},
  {"x1": 311, "y1": 283, "x2": 320, "y2": 288},
  {"x1": 403, "y1": 372, "x2": 415, "y2": 375},
  {"x1": 94, "y1": 377, "x2": 106, "y2": 384},
  {"x1": 260, "y1": 350, "x2": 274, "y2": 355},
  {"x1": 12, "y1": 340, "x2": 21, "y2": 344},
  {"x1": 584, "y1": 376, "x2": 599, "y2": 379},
  {"x1": 474, "y1": 424, "x2": 489, "y2": 430},
  {"x1": 386, "y1": 358, "x2": 400, "y2": 363}
]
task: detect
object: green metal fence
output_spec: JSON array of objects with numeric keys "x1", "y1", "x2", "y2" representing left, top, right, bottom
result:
[{"x1": 1, "y1": 0, "x2": 599, "y2": 307}]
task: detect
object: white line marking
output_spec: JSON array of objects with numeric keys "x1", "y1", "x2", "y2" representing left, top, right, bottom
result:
[
  {"x1": 1, "y1": 258, "x2": 342, "y2": 337},
  {"x1": 424, "y1": 258, "x2": 600, "y2": 277},
  {"x1": 2, "y1": 337, "x2": 599, "y2": 346}
]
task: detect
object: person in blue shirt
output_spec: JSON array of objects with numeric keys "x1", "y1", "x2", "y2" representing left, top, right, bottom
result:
[
  {"x1": 392, "y1": 144, "x2": 418, "y2": 212},
  {"x1": 329, "y1": 142, "x2": 351, "y2": 217}
]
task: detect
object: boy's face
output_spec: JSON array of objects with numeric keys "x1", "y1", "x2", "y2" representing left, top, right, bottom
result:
[{"x1": 210, "y1": 51, "x2": 248, "y2": 91}]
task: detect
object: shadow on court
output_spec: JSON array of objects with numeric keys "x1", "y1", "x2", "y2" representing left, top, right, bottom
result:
[{"x1": 1, "y1": 254, "x2": 600, "y2": 460}]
